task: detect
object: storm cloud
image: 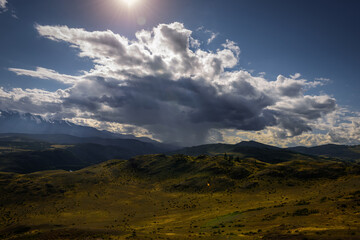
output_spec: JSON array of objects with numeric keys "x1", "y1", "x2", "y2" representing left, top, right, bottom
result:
[{"x1": 6, "y1": 22, "x2": 337, "y2": 146}]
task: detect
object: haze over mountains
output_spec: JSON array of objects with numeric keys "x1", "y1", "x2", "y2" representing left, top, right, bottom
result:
[{"x1": 0, "y1": 110, "x2": 157, "y2": 143}]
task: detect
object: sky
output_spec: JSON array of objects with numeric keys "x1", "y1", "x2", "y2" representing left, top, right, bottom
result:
[{"x1": 0, "y1": 0, "x2": 359, "y2": 147}]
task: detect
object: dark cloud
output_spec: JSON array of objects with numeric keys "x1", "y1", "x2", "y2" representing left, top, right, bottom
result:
[{"x1": 60, "y1": 73, "x2": 334, "y2": 145}]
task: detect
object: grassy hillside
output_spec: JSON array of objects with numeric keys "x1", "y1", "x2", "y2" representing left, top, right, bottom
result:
[{"x1": 1, "y1": 154, "x2": 360, "y2": 239}]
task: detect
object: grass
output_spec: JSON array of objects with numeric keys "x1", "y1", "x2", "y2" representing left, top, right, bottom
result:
[{"x1": 0, "y1": 155, "x2": 360, "y2": 239}]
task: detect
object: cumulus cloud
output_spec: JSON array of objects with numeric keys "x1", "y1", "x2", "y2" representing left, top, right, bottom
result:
[{"x1": 5, "y1": 22, "x2": 341, "y2": 146}]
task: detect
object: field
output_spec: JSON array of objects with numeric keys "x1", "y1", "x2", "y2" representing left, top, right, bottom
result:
[{"x1": 1, "y1": 155, "x2": 360, "y2": 239}]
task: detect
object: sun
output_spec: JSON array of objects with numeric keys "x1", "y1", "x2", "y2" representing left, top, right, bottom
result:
[{"x1": 121, "y1": 0, "x2": 140, "y2": 8}]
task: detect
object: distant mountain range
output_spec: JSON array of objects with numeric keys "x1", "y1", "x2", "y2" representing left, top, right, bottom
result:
[
  {"x1": 171, "y1": 140, "x2": 360, "y2": 162},
  {"x1": 0, "y1": 133, "x2": 176, "y2": 173},
  {"x1": 0, "y1": 109, "x2": 359, "y2": 174},
  {"x1": 0, "y1": 109, "x2": 158, "y2": 144},
  {"x1": 0, "y1": 110, "x2": 178, "y2": 173},
  {"x1": 170, "y1": 141, "x2": 318, "y2": 164},
  {"x1": 288, "y1": 144, "x2": 360, "y2": 162}
]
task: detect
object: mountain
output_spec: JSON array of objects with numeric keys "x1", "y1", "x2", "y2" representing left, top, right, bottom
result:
[
  {"x1": 0, "y1": 133, "x2": 176, "y2": 152},
  {"x1": 0, "y1": 110, "x2": 158, "y2": 144},
  {"x1": 170, "y1": 141, "x2": 320, "y2": 164},
  {"x1": 0, "y1": 143, "x2": 157, "y2": 174},
  {"x1": 235, "y1": 140, "x2": 279, "y2": 149},
  {"x1": 288, "y1": 144, "x2": 360, "y2": 162},
  {"x1": 0, "y1": 133, "x2": 176, "y2": 173},
  {"x1": 172, "y1": 140, "x2": 360, "y2": 162}
]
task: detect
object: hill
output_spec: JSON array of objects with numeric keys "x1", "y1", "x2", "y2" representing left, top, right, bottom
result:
[
  {"x1": 171, "y1": 141, "x2": 324, "y2": 164},
  {"x1": 0, "y1": 154, "x2": 360, "y2": 239},
  {"x1": 0, "y1": 136, "x2": 335, "y2": 174},
  {"x1": 289, "y1": 144, "x2": 360, "y2": 162},
  {"x1": 172, "y1": 140, "x2": 360, "y2": 162}
]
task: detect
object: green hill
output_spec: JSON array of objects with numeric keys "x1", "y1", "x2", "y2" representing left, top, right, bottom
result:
[{"x1": 1, "y1": 154, "x2": 360, "y2": 239}]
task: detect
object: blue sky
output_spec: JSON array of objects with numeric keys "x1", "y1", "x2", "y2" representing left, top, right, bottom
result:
[{"x1": 0, "y1": 0, "x2": 359, "y2": 146}]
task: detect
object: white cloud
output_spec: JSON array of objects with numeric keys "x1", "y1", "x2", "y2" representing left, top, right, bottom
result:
[
  {"x1": 290, "y1": 73, "x2": 301, "y2": 79},
  {"x1": 207, "y1": 32, "x2": 218, "y2": 44},
  {"x1": 34, "y1": 22, "x2": 239, "y2": 83},
  {"x1": 222, "y1": 39, "x2": 240, "y2": 58},
  {"x1": 9, "y1": 67, "x2": 80, "y2": 85},
  {"x1": 0, "y1": 87, "x2": 66, "y2": 115},
  {"x1": 315, "y1": 77, "x2": 330, "y2": 82},
  {"x1": 0, "y1": 0, "x2": 7, "y2": 10},
  {"x1": 68, "y1": 117, "x2": 159, "y2": 141},
  {"x1": 5, "y1": 22, "x2": 352, "y2": 146},
  {"x1": 190, "y1": 37, "x2": 200, "y2": 48}
]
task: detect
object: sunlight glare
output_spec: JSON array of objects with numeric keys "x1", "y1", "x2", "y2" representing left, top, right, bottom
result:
[{"x1": 122, "y1": 0, "x2": 140, "y2": 8}]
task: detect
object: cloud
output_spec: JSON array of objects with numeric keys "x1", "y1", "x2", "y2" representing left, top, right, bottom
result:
[
  {"x1": 221, "y1": 107, "x2": 360, "y2": 147},
  {"x1": 222, "y1": 40, "x2": 240, "y2": 58},
  {"x1": 290, "y1": 73, "x2": 301, "y2": 79},
  {"x1": 34, "y1": 22, "x2": 239, "y2": 82},
  {"x1": 68, "y1": 117, "x2": 158, "y2": 141},
  {"x1": 0, "y1": 0, "x2": 18, "y2": 18},
  {"x1": 0, "y1": 87, "x2": 66, "y2": 114},
  {"x1": 321, "y1": 110, "x2": 360, "y2": 145},
  {"x1": 0, "y1": 0, "x2": 7, "y2": 11},
  {"x1": 207, "y1": 31, "x2": 218, "y2": 45},
  {"x1": 197, "y1": 27, "x2": 219, "y2": 45},
  {"x1": 315, "y1": 77, "x2": 330, "y2": 82},
  {"x1": 9, "y1": 67, "x2": 80, "y2": 85},
  {"x1": 6, "y1": 22, "x2": 342, "y2": 146},
  {"x1": 190, "y1": 37, "x2": 200, "y2": 48}
]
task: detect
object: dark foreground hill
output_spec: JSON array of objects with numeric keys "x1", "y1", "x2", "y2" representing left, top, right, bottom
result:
[{"x1": 1, "y1": 154, "x2": 360, "y2": 239}]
